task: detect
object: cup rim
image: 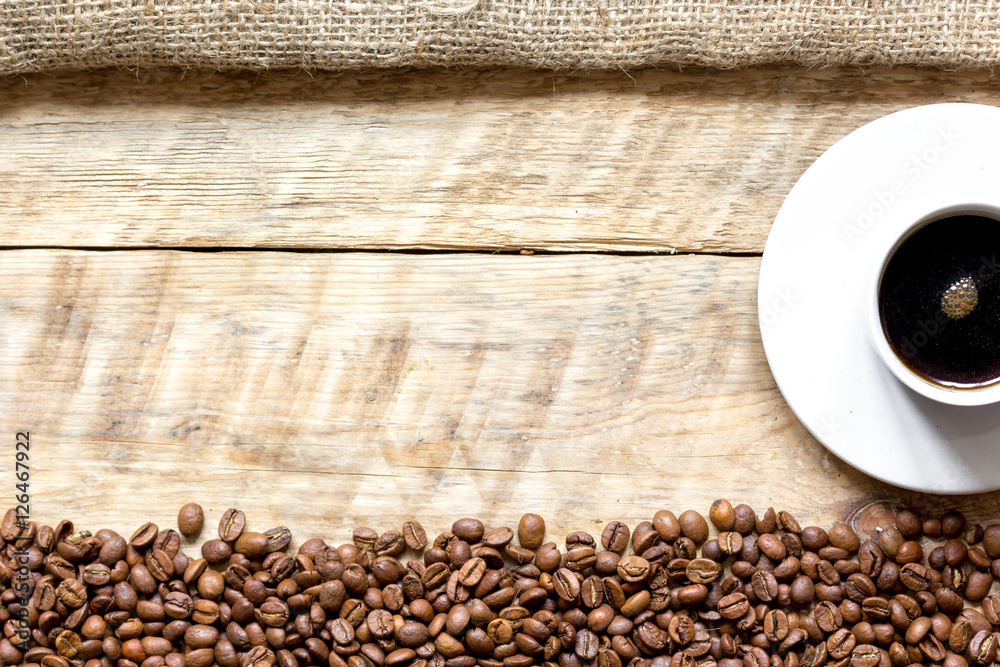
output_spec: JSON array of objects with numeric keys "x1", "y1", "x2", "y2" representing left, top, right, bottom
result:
[{"x1": 868, "y1": 203, "x2": 1000, "y2": 406}]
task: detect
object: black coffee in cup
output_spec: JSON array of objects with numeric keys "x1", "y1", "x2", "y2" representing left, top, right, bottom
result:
[{"x1": 879, "y1": 213, "x2": 1000, "y2": 388}]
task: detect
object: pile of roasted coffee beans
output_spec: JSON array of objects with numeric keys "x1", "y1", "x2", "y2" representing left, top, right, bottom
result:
[{"x1": 4, "y1": 503, "x2": 1000, "y2": 667}]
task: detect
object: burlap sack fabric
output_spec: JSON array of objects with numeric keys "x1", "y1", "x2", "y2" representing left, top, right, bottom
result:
[{"x1": 2, "y1": 0, "x2": 999, "y2": 73}]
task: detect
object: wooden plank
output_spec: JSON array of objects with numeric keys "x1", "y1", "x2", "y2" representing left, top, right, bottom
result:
[
  {"x1": 1, "y1": 249, "x2": 994, "y2": 546},
  {"x1": 4, "y1": 68, "x2": 1000, "y2": 252}
]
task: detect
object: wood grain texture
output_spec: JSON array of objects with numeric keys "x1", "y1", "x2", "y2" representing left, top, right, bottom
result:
[
  {"x1": 5, "y1": 68, "x2": 1000, "y2": 252},
  {"x1": 2, "y1": 249, "x2": 996, "y2": 547}
]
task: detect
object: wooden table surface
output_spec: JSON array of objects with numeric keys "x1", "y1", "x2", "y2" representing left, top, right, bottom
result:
[{"x1": 4, "y1": 66, "x2": 1000, "y2": 551}]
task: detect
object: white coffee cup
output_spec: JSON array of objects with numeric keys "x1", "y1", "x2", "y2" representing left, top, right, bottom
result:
[{"x1": 867, "y1": 203, "x2": 1000, "y2": 406}]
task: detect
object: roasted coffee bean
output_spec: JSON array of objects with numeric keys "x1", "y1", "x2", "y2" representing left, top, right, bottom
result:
[
  {"x1": 941, "y1": 511, "x2": 966, "y2": 538},
  {"x1": 896, "y1": 540, "x2": 923, "y2": 564},
  {"x1": 263, "y1": 527, "x2": 291, "y2": 553},
  {"x1": 130, "y1": 522, "x2": 158, "y2": 549},
  {"x1": 617, "y1": 556, "x2": 649, "y2": 583},
  {"x1": 649, "y1": 510, "x2": 679, "y2": 543},
  {"x1": 400, "y1": 521, "x2": 427, "y2": 551},
  {"x1": 966, "y1": 570, "x2": 993, "y2": 601},
  {"x1": 907, "y1": 616, "x2": 933, "y2": 645},
  {"x1": 686, "y1": 558, "x2": 721, "y2": 584},
  {"x1": 920, "y1": 633, "x2": 947, "y2": 662},
  {"x1": 718, "y1": 593, "x2": 749, "y2": 620},
  {"x1": 982, "y1": 525, "x2": 1000, "y2": 558},
  {"x1": 716, "y1": 531, "x2": 742, "y2": 556},
  {"x1": 861, "y1": 596, "x2": 890, "y2": 622},
  {"x1": 517, "y1": 514, "x2": 545, "y2": 550},
  {"x1": 751, "y1": 570, "x2": 778, "y2": 602},
  {"x1": 200, "y1": 539, "x2": 231, "y2": 565},
  {"x1": 565, "y1": 546, "x2": 597, "y2": 572},
  {"x1": 900, "y1": 563, "x2": 931, "y2": 591},
  {"x1": 451, "y1": 518, "x2": 484, "y2": 544},
  {"x1": 727, "y1": 503, "x2": 753, "y2": 536},
  {"x1": 969, "y1": 630, "x2": 996, "y2": 665},
  {"x1": 828, "y1": 524, "x2": 860, "y2": 553},
  {"x1": 553, "y1": 568, "x2": 581, "y2": 601},
  {"x1": 857, "y1": 541, "x2": 884, "y2": 578},
  {"x1": 709, "y1": 500, "x2": 736, "y2": 531},
  {"x1": 374, "y1": 531, "x2": 405, "y2": 558},
  {"x1": 177, "y1": 504, "x2": 205, "y2": 538},
  {"x1": 758, "y1": 534, "x2": 786, "y2": 562},
  {"x1": 677, "y1": 511, "x2": 708, "y2": 544},
  {"x1": 601, "y1": 522, "x2": 630, "y2": 553},
  {"x1": 763, "y1": 609, "x2": 789, "y2": 643},
  {"x1": 850, "y1": 644, "x2": 880, "y2": 667},
  {"x1": 353, "y1": 527, "x2": 378, "y2": 550},
  {"x1": 218, "y1": 509, "x2": 246, "y2": 542},
  {"x1": 777, "y1": 511, "x2": 801, "y2": 534}
]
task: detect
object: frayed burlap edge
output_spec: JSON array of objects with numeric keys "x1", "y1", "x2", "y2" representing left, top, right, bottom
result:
[{"x1": 3, "y1": 0, "x2": 1000, "y2": 74}]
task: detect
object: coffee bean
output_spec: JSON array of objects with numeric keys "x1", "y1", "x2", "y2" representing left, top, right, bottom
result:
[
  {"x1": 574, "y1": 628, "x2": 599, "y2": 660},
  {"x1": 966, "y1": 570, "x2": 993, "y2": 601},
  {"x1": 474, "y1": 527, "x2": 509, "y2": 552},
  {"x1": 243, "y1": 646, "x2": 276, "y2": 667},
  {"x1": 600, "y1": 522, "x2": 630, "y2": 553},
  {"x1": 942, "y1": 510, "x2": 967, "y2": 538},
  {"x1": 920, "y1": 633, "x2": 947, "y2": 662},
  {"x1": 374, "y1": 531, "x2": 405, "y2": 557},
  {"x1": 861, "y1": 596, "x2": 890, "y2": 621},
  {"x1": 176, "y1": 504, "x2": 204, "y2": 538},
  {"x1": 619, "y1": 590, "x2": 649, "y2": 617},
  {"x1": 969, "y1": 629, "x2": 996, "y2": 665},
  {"x1": 457, "y1": 557, "x2": 486, "y2": 587},
  {"x1": 827, "y1": 523, "x2": 860, "y2": 553},
  {"x1": 218, "y1": 509, "x2": 245, "y2": 542},
  {"x1": 130, "y1": 522, "x2": 158, "y2": 549},
  {"x1": 197, "y1": 539, "x2": 229, "y2": 565},
  {"x1": 580, "y1": 574, "x2": 604, "y2": 608},
  {"x1": 145, "y1": 549, "x2": 174, "y2": 581},
  {"x1": 718, "y1": 592, "x2": 749, "y2": 620},
  {"x1": 812, "y1": 600, "x2": 842, "y2": 633},
  {"x1": 565, "y1": 545, "x2": 597, "y2": 572},
  {"x1": 451, "y1": 518, "x2": 485, "y2": 543},
  {"x1": 717, "y1": 503, "x2": 749, "y2": 537},
  {"x1": 717, "y1": 531, "x2": 742, "y2": 556},
  {"x1": 900, "y1": 563, "x2": 931, "y2": 591},
  {"x1": 709, "y1": 500, "x2": 735, "y2": 531},
  {"x1": 234, "y1": 532, "x2": 268, "y2": 558},
  {"x1": 751, "y1": 570, "x2": 778, "y2": 602},
  {"x1": 850, "y1": 643, "x2": 880, "y2": 667},
  {"x1": 651, "y1": 510, "x2": 680, "y2": 542},
  {"x1": 263, "y1": 527, "x2": 291, "y2": 553},
  {"x1": 616, "y1": 556, "x2": 649, "y2": 583},
  {"x1": 677, "y1": 511, "x2": 708, "y2": 544},
  {"x1": 895, "y1": 509, "x2": 922, "y2": 537},
  {"x1": 754, "y1": 533, "x2": 784, "y2": 562},
  {"x1": 56, "y1": 578, "x2": 87, "y2": 607},
  {"x1": 553, "y1": 568, "x2": 581, "y2": 601},
  {"x1": 517, "y1": 514, "x2": 545, "y2": 550},
  {"x1": 897, "y1": 539, "x2": 923, "y2": 564},
  {"x1": 982, "y1": 524, "x2": 1000, "y2": 558},
  {"x1": 399, "y1": 520, "x2": 427, "y2": 551},
  {"x1": 790, "y1": 574, "x2": 815, "y2": 606},
  {"x1": 685, "y1": 558, "x2": 720, "y2": 584}
]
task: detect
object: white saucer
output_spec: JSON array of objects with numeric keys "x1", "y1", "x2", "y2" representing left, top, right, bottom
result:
[{"x1": 758, "y1": 103, "x2": 1000, "y2": 494}]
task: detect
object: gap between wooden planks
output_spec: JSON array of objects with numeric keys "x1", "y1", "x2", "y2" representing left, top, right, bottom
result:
[
  {"x1": 3, "y1": 68, "x2": 1000, "y2": 252},
  {"x1": 1, "y1": 249, "x2": 997, "y2": 548}
]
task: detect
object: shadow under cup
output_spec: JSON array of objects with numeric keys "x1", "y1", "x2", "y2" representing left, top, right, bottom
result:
[{"x1": 871, "y1": 208, "x2": 1000, "y2": 406}]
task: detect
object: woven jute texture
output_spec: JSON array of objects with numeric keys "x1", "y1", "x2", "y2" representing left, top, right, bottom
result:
[{"x1": 3, "y1": 0, "x2": 1000, "y2": 73}]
